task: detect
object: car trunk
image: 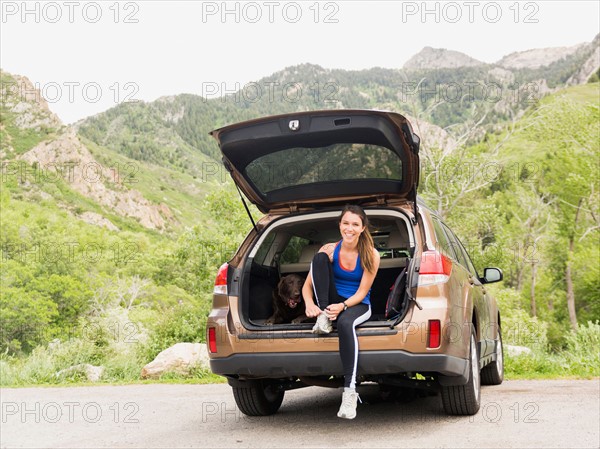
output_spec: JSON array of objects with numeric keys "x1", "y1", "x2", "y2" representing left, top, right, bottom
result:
[
  {"x1": 209, "y1": 109, "x2": 421, "y2": 331},
  {"x1": 237, "y1": 209, "x2": 416, "y2": 330}
]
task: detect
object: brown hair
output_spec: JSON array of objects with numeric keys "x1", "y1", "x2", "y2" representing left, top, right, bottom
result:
[{"x1": 338, "y1": 204, "x2": 376, "y2": 273}]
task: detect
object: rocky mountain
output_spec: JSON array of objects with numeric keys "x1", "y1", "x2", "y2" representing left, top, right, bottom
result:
[
  {"x1": 0, "y1": 72, "x2": 62, "y2": 158},
  {"x1": 1, "y1": 73, "x2": 62, "y2": 133},
  {"x1": 567, "y1": 34, "x2": 600, "y2": 85},
  {"x1": 403, "y1": 46, "x2": 485, "y2": 70},
  {"x1": 401, "y1": 36, "x2": 599, "y2": 86},
  {"x1": 498, "y1": 43, "x2": 588, "y2": 69},
  {"x1": 402, "y1": 35, "x2": 600, "y2": 74},
  {"x1": 1, "y1": 70, "x2": 216, "y2": 231}
]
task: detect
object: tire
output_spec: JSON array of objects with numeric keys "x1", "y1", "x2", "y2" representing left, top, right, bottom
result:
[
  {"x1": 481, "y1": 326, "x2": 504, "y2": 385},
  {"x1": 231, "y1": 380, "x2": 285, "y2": 416},
  {"x1": 441, "y1": 328, "x2": 481, "y2": 415}
]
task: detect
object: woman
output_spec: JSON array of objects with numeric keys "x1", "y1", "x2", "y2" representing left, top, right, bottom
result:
[{"x1": 302, "y1": 204, "x2": 380, "y2": 420}]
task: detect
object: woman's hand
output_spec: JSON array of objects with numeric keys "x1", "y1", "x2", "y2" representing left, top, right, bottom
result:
[
  {"x1": 302, "y1": 271, "x2": 322, "y2": 318},
  {"x1": 305, "y1": 302, "x2": 322, "y2": 318},
  {"x1": 325, "y1": 303, "x2": 345, "y2": 320}
]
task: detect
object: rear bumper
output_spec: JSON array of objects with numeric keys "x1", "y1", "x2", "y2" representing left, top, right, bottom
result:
[{"x1": 209, "y1": 350, "x2": 469, "y2": 383}]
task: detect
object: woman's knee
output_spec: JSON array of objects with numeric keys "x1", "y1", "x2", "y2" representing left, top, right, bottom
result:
[
  {"x1": 313, "y1": 252, "x2": 329, "y2": 265},
  {"x1": 312, "y1": 252, "x2": 330, "y2": 272}
]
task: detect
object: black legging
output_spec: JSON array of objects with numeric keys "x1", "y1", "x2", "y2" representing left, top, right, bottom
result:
[{"x1": 310, "y1": 252, "x2": 372, "y2": 388}]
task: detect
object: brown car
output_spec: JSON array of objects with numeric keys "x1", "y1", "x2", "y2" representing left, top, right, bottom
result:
[{"x1": 206, "y1": 109, "x2": 504, "y2": 416}]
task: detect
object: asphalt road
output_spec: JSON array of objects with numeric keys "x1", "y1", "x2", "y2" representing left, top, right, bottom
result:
[{"x1": 1, "y1": 380, "x2": 599, "y2": 448}]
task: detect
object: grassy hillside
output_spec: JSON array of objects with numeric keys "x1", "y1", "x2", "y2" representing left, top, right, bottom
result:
[
  {"x1": 496, "y1": 83, "x2": 600, "y2": 163},
  {"x1": 82, "y1": 135, "x2": 222, "y2": 228}
]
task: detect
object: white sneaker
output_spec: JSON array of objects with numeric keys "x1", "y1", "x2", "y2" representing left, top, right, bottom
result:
[
  {"x1": 337, "y1": 391, "x2": 360, "y2": 419},
  {"x1": 312, "y1": 312, "x2": 332, "y2": 334}
]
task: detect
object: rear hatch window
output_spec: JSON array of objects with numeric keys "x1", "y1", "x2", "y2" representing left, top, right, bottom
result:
[{"x1": 246, "y1": 143, "x2": 402, "y2": 194}]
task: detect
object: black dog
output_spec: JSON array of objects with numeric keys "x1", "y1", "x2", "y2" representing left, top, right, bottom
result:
[{"x1": 266, "y1": 274, "x2": 310, "y2": 324}]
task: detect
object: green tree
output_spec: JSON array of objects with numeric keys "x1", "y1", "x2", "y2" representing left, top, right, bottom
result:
[{"x1": 0, "y1": 286, "x2": 58, "y2": 353}]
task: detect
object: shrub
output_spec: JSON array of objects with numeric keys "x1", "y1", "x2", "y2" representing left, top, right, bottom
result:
[
  {"x1": 494, "y1": 287, "x2": 549, "y2": 352},
  {"x1": 504, "y1": 321, "x2": 600, "y2": 378},
  {"x1": 0, "y1": 306, "x2": 150, "y2": 386},
  {"x1": 140, "y1": 303, "x2": 210, "y2": 363},
  {"x1": 563, "y1": 321, "x2": 600, "y2": 376}
]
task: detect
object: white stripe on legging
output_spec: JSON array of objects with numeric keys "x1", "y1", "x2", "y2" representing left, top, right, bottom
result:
[{"x1": 349, "y1": 306, "x2": 372, "y2": 389}]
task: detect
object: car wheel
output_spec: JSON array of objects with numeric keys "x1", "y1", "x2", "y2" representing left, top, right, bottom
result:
[
  {"x1": 441, "y1": 327, "x2": 481, "y2": 415},
  {"x1": 481, "y1": 326, "x2": 504, "y2": 385},
  {"x1": 231, "y1": 380, "x2": 285, "y2": 416}
]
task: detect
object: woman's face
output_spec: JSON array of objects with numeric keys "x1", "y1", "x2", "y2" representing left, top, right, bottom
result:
[{"x1": 339, "y1": 211, "x2": 365, "y2": 245}]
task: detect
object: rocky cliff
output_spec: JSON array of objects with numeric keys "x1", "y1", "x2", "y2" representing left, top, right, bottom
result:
[
  {"x1": 403, "y1": 47, "x2": 485, "y2": 70},
  {"x1": 498, "y1": 43, "x2": 588, "y2": 69},
  {"x1": 2, "y1": 70, "x2": 174, "y2": 231}
]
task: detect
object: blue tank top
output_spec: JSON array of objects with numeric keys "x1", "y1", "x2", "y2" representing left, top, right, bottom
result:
[{"x1": 332, "y1": 241, "x2": 371, "y2": 305}]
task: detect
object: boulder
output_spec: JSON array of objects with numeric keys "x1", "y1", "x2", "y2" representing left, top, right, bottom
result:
[
  {"x1": 505, "y1": 345, "x2": 533, "y2": 357},
  {"x1": 141, "y1": 343, "x2": 209, "y2": 379},
  {"x1": 56, "y1": 364, "x2": 104, "y2": 382}
]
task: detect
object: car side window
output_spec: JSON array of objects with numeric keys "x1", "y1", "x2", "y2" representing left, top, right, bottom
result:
[
  {"x1": 444, "y1": 224, "x2": 479, "y2": 277},
  {"x1": 254, "y1": 232, "x2": 277, "y2": 265},
  {"x1": 441, "y1": 223, "x2": 470, "y2": 269},
  {"x1": 456, "y1": 237, "x2": 480, "y2": 278},
  {"x1": 431, "y1": 217, "x2": 459, "y2": 261},
  {"x1": 280, "y1": 236, "x2": 310, "y2": 264}
]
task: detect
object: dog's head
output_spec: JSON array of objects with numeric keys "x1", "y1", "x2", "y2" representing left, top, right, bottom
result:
[{"x1": 277, "y1": 274, "x2": 304, "y2": 309}]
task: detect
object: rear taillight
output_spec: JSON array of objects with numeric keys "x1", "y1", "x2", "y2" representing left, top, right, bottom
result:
[
  {"x1": 427, "y1": 319, "x2": 441, "y2": 348},
  {"x1": 418, "y1": 250, "x2": 452, "y2": 285},
  {"x1": 213, "y1": 263, "x2": 228, "y2": 295},
  {"x1": 208, "y1": 327, "x2": 217, "y2": 353}
]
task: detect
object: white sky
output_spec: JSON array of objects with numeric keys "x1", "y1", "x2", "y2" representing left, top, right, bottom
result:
[{"x1": 2, "y1": 1, "x2": 599, "y2": 124}]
